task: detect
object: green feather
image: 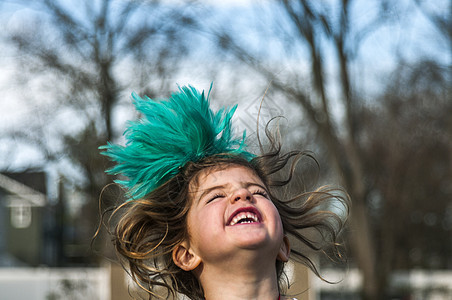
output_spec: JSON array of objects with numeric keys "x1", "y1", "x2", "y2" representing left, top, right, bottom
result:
[{"x1": 100, "y1": 85, "x2": 254, "y2": 200}]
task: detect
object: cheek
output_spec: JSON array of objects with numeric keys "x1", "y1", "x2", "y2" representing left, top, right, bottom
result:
[
  {"x1": 187, "y1": 206, "x2": 223, "y2": 244},
  {"x1": 267, "y1": 203, "x2": 284, "y2": 237}
]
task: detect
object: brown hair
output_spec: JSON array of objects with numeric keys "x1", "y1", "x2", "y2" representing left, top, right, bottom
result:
[{"x1": 101, "y1": 126, "x2": 349, "y2": 299}]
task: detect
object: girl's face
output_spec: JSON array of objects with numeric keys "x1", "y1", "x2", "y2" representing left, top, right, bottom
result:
[{"x1": 184, "y1": 165, "x2": 285, "y2": 266}]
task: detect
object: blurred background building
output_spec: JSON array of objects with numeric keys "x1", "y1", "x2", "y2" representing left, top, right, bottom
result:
[{"x1": 0, "y1": 172, "x2": 47, "y2": 267}]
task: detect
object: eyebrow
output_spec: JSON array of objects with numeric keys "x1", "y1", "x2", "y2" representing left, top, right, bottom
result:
[{"x1": 197, "y1": 182, "x2": 268, "y2": 203}]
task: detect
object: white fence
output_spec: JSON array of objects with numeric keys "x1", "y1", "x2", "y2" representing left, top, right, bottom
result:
[
  {"x1": 313, "y1": 269, "x2": 452, "y2": 300},
  {"x1": 0, "y1": 267, "x2": 110, "y2": 300},
  {"x1": 0, "y1": 266, "x2": 451, "y2": 300}
]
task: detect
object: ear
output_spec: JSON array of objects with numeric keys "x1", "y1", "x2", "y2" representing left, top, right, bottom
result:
[
  {"x1": 172, "y1": 241, "x2": 202, "y2": 271},
  {"x1": 277, "y1": 236, "x2": 290, "y2": 262}
]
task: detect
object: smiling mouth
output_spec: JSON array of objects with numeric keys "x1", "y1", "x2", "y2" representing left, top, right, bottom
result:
[{"x1": 227, "y1": 207, "x2": 262, "y2": 226}]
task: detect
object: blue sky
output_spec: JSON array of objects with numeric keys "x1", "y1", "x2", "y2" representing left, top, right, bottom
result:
[{"x1": 0, "y1": 0, "x2": 450, "y2": 171}]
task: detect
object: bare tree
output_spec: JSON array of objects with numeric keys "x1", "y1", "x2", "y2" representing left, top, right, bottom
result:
[
  {"x1": 2, "y1": 0, "x2": 194, "y2": 264},
  {"x1": 357, "y1": 58, "x2": 452, "y2": 296}
]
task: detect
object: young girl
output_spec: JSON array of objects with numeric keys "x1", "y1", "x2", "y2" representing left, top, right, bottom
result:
[{"x1": 100, "y1": 85, "x2": 348, "y2": 300}]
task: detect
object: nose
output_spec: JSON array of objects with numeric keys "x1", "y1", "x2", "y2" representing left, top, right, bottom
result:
[{"x1": 231, "y1": 188, "x2": 253, "y2": 203}]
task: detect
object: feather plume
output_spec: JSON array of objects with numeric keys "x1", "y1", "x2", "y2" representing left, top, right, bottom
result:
[{"x1": 100, "y1": 85, "x2": 253, "y2": 200}]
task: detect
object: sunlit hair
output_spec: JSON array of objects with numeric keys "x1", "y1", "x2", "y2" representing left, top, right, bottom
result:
[{"x1": 99, "y1": 122, "x2": 349, "y2": 299}]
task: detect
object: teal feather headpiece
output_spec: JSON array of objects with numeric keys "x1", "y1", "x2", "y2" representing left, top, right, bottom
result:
[{"x1": 100, "y1": 85, "x2": 254, "y2": 200}]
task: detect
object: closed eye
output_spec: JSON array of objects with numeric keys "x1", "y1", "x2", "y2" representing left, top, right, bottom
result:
[
  {"x1": 207, "y1": 193, "x2": 225, "y2": 203},
  {"x1": 253, "y1": 189, "x2": 269, "y2": 198}
]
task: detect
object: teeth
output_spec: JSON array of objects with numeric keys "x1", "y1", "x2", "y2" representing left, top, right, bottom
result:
[{"x1": 229, "y1": 212, "x2": 259, "y2": 226}]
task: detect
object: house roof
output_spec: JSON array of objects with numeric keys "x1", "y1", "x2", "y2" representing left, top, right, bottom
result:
[{"x1": 0, "y1": 173, "x2": 47, "y2": 207}]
